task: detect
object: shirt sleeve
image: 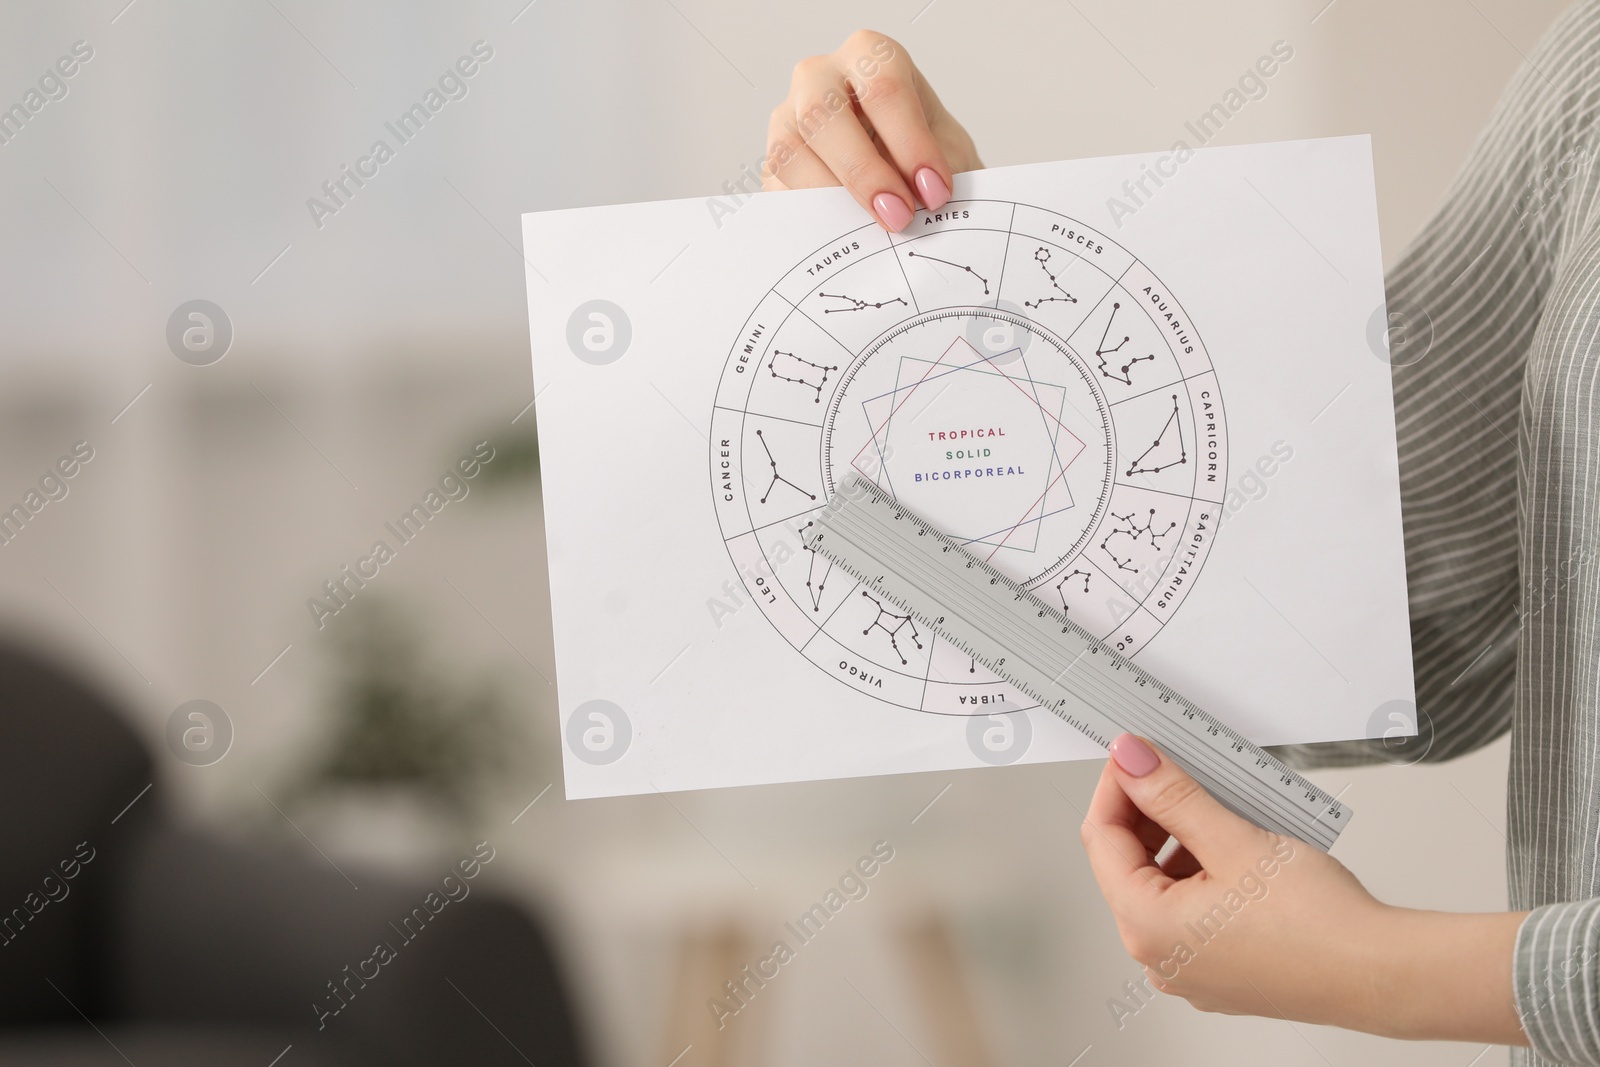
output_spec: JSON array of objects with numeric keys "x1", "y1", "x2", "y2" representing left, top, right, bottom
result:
[
  {"x1": 1277, "y1": 0, "x2": 1595, "y2": 771},
  {"x1": 1517, "y1": 901, "x2": 1600, "y2": 1064}
]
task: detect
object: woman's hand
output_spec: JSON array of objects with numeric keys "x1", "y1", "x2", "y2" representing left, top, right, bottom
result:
[
  {"x1": 765, "y1": 30, "x2": 982, "y2": 230},
  {"x1": 1082, "y1": 733, "x2": 1528, "y2": 1044}
]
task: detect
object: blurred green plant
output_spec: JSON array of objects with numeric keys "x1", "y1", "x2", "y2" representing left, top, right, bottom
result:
[
  {"x1": 476, "y1": 427, "x2": 539, "y2": 489},
  {"x1": 284, "y1": 595, "x2": 520, "y2": 824}
]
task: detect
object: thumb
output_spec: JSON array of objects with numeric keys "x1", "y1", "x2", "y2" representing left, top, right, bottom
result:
[{"x1": 1107, "y1": 733, "x2": 1266, "y2": 868}]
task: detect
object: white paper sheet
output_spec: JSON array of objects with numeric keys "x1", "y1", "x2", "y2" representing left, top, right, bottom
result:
[{"x1": 522, "y1": 136, "x2": 1414, "y2": 799}]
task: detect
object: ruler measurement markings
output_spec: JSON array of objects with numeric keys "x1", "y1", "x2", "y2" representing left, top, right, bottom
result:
[
  {"x1": 825, "y1": 519, "x2": 1331, "y2": 839},
  {"x1": 806, "y1": 475, "x2": 1347, "y2": 848},
  {"x1": 832, "y1": 490, "x2": 1337, "y2": 803}
]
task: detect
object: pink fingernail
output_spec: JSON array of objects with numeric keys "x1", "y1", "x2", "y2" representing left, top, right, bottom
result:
[
  {"x1": 1109, "y1": 733, "x2": 1159, "y2": 778},
  {"x1": 873, "y1": 192, "x2": 913, "y2": 231},
  {"x1": 914, "y1": 167, "x2": 950, "y2": 210}
]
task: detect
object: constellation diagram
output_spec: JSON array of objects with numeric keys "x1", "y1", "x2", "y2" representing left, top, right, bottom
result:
[
  {"x1": 1094, "y1": 303, "x2": 1157, "y2": 386},
  {"x1": 1023, "y1": 248, "x2": 1079, "y2": 309},
  {"x1": 819, "y1": 292, "x2": 909, "y2": 313},
  {"x1": 906, "y1": 249, "x2": 990, "y2": 294},
  {"x1": 1101, "y1": 509, "x2": 1177, "y2": 573},
  {"x1": 755, "y1": 429, "x2": 816, "y2": 505},
  {"x1": 710, "y1": 199, "x2": 1227, "y2": 716},
  {"x1": 1124, "y1": 396, "x2": 1187, "y2": 477},
  {"x1": 1056, "y1": 568, "x2": 1092, "y2": 610},
  {"x1": 862, "y1": 591, "x2": 923, "y2": 665},
  {"x1": 799, "y1": 521, "x2": 831, "y2": 612},
  {"x1": 768, "y1": 349, "x2": 839, "y2": 403}
]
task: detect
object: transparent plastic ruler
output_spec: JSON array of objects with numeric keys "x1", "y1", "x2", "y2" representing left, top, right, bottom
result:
[{"x1": 804, "y1": 474, "x2": 1351, "y2": 850}]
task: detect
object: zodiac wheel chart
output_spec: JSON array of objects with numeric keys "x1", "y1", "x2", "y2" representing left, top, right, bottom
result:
[{"x1": 708, "y1": 199, "x2": 1228, "y2": 715}]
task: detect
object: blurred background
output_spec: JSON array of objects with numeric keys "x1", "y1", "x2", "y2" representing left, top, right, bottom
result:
[{"x1": 0, "y1": 1, "x2": 1565, "y2": 1064}]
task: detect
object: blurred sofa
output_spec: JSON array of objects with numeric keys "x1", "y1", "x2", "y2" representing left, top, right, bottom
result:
[{"x1": 0, "y1": 643, "x2": 588, "y2": 1066}]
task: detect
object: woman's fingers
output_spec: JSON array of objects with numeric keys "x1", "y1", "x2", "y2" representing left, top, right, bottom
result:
[
  {"x1": 1081, "y1": 758, "x2": 1172, "y2": 904},
  {"x1": 764, "y1": 106, "x2": 841, "y2": 192},
  {"x1": 1105, "y1": 733, "x2": 1265, "y2": 872},
  {"x1": 1085, "y1": 749, "x2": 1171, "y2": 865},
  {"x1": 847, "y1": 36, "x2": 953, "y2": 209},
  {"x1": 789, "y1": 60, "x2": 917, "y2": 229},
  {"x1": 767, "y1": 30, "x2": 979, "y2": 226}
]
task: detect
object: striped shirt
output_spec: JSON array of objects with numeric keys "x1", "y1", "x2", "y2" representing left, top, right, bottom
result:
[{"x1": 1282, "y1": 2, "x2": 1600, "y2": 1061}]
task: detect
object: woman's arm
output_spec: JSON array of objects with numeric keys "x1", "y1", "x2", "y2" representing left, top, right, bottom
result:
[
  {"x1": 1281, "y1": 2, "x2": 1591, "y2": 771},
  {"x1": 768, "y1": 27, "x2": 1540, "y2": 769},
  {"x1": 1083, "y1": 733, "x2": 1529, "y2": 1045},
  {"x1": 1084, "y1": 3, "x2": 1600, "y2": 1052},
  {"x1": 768, "y1": 13, "x2": 1600, "y2": 1055}
]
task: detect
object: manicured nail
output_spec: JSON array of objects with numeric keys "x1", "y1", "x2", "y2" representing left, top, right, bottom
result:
[
  {"x1": 873, "y1": 191, "x2": 913, "y2": 231},
  {"x1": 1109, "y1": 733, "x2": 1159, "y2": 778},
  {"x1": 914, "y1": 167, "x2": 950, "y2": 210}
]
